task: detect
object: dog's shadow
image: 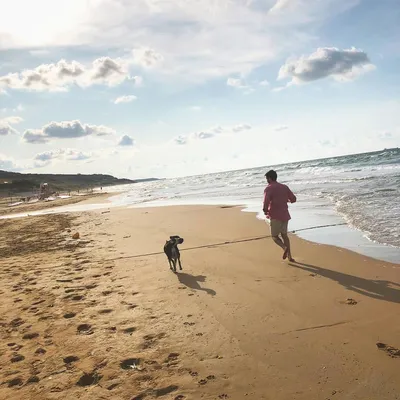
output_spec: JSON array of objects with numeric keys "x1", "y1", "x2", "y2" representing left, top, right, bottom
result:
[{"x1": 176, "y1": 273, "x2": 216, "y2": 296}]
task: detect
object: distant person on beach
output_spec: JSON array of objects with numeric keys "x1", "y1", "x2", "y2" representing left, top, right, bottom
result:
[{"x1": 263, "y1": 170, "x2": 297, "y2": 262}]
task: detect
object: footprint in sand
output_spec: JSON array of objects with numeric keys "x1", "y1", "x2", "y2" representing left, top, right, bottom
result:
[
  {"x1": 183, "y1": 322, "x2": 196, "y2": 326},
  {"x1": 35, "y1": 348, "x2": 46, "y2": 355},
  {"x1": 102, "y1": 290, "x2": 113, "y2": 296},
  {"x1": 154, "y1": 386, "x2": 179, "y2": 397},
  {"x1": 98, "y1": 309, "x2": 113, "y2": 315},
  {"x1": 76, "y1": 372, "x2": 102, "y2": 386},
  {"x1": 64, "y1": 312, "x2": 76, "y2": 319},
  {"x1": 64, "y1": 356, "x2": 79, "y2": 364},
  {"x1": 71, "y1": 295, "x2": 85, "y2": 301},
  {"x1": 77, "y1": 324, "x2": 94, "y2": 335},
  {"x1": 9, "y1": 318, "x2": 25, "y2": 328},
  {"x1": 120, "y1": 358, "x2": 141, "y2": 370},
  {"x1": 167, "y1": 353, "x2": 179, "y2": 361},
  {"x1": 107, "y1": 383, "x2": 119, "y2": 391},
  {"x1": 23, "y1": 333, "x2": 39, "y2": 340},
  {"x1": 10, "y1": 354, "x2": 25, "y2": 363},
  {"x1": 7, "y1": 377, "x2": 23, "y2": 388},
  {"x1": 85, "y1": 284, "x2": 97, "y2": 290},
  {"x1": 27, "y1": 376, "x2": 40, "y2": 384},
  {"x1": 39, "y1": 315, "x2": 53, "y2": 321},
  {"x1": 198, "y1": 375, "x2": 216, "y2": 385},
  {"x1": 376, "y1": 342, "x2": 400, "y2": 358},
  {"x1": 123, "y1": 327, "x2": 136, "y2": 335}
]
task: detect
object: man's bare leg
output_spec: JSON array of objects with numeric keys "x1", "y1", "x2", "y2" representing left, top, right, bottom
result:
[
  {"x1": 282, "y1": 233, "x2": 295, "y2": 262},
  {"x1": 272, "y1": 236, "x2": 286, "y2": 250}
]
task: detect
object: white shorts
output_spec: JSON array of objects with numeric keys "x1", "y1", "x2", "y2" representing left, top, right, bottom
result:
[{"x1": 268, "y1": 219, "x2": 288, "y2": 237}]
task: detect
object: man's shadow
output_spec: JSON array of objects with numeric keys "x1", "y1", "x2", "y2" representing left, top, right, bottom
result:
[
  {"x1": 290, "y1": 262, "x2": 400, "y2": 304},
  {"x1": 176, "y1": 272, "x2": 216, "y2": 296}
]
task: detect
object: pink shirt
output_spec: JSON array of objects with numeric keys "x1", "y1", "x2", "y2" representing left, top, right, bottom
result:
[{"x1": 263, "y1": 181, "x2": 296, "y2": 221}]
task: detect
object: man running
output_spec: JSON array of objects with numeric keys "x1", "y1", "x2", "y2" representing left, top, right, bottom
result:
[{"x1": 263, "y1": 170, "x2": 297, "y2": 262}]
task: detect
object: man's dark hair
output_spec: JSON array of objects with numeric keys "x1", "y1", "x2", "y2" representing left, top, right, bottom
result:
[{"x1": 265, "y1": 170, "x2": 277, "y2": 181}]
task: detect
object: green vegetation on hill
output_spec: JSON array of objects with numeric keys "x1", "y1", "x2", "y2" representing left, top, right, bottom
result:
[{"x1": 0, "y1": 170, "x2": 155, "y2": 195}]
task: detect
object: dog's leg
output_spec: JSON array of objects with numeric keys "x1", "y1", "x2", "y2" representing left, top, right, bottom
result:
[
  {"x1": 173, "y1": 259, "x2": 177, "y2": 273},
  {"x1": 178, "y1": 257, "x2": 182, "y2": 270},
  {"x1": 168, "y1": 259, "x2": 173, "y2": 270}
]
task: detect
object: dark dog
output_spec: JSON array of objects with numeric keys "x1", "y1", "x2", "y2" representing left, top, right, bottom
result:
[{"x1": 164, "y1": 235, "x2": 184, "y2": 272}]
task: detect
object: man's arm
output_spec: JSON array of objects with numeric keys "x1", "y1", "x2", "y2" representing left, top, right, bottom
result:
[
  {"x1": 287, "y1": 186, "x2": 297, "y2": 203},
  {"x1": 263, "y1": 189, "x2": 271, "y2": 216}
]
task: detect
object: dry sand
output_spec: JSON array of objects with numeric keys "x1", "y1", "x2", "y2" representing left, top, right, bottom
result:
[{"x1": 0, "y1": 205, "x2": 399, "y2": 400}]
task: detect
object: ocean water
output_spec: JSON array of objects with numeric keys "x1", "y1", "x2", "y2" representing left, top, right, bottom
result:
[
  {"x1": 2, "y1": 149, "x2": 400, "y2": 263},
  {"x1": 105, "y1": 148, "x2": 400, "y2": 263}
]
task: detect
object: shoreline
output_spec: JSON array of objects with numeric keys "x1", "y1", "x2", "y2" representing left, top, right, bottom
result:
[
  {"x1": 0, "y1": 205, "x2": 399, "y2": 399},
  {"x1": 1, "y1": 191, "x2": 400, "y2": 264}
]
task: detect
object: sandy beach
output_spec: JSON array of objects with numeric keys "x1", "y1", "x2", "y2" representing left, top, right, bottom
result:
[
  {"x1": 0, "y1": 192, "x2": 113, "y2": 217},
  {"x1": 0, "y1": 205, "x2": 399, "y2": 400}
]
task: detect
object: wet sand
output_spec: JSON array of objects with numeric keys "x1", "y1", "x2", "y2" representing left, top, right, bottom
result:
[
  {"x1": 0, "y1": 205, "x2": 399, "y2": 399},
  {"x1": 0, "y1": 192, "x2": 112, "y2": 217}
]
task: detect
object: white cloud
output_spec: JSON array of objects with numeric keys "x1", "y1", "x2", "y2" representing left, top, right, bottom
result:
[
  {"x1": 114, "y1": 95, "x2": 137, "y2": 104},
  {"x1": 232, "y1": 124, "x2": 252, "y2": 133},
  {"x1": 174, "y1": 124, "x2": 251, "y2": 145},
  {"x1": 190, "y1": 106, "x2": 202, "y2": 111},
  {"x1": 227, "y1": 77, "x2": 266, "y2": 94},
  {"x1": 227, "y1": 77, "x2": 247, "y2": 89},
  {"x1": 34, "y1": 148, "x2": 92, "y2": 166},
  {"x1": 132, "y1": 47, "x2": 164, "y2": 68},
  {"x1": 174, "y1": 135, "x2": 188, "y2": 145},
  {"x1": 0, "y1": 1, "x2": 361, "y2": 82},
  {"x1": 118, "y1": 135, "x2": 135, "y2": 146},
  {"x1": 274, "y1": 125, "x2": 289, "y2": 131},
  {"x1": 23, "y1": 129, "x2": 48, "y2": 144},
  {"x1": 278, "y1": 47, "x2": 375, "y2": 85},
  {"x1": 0, "y1": 123, "x2": 18, "y2": 136},
  {"x1": 129, "y1": 75, "x2": 143, "y2": 87},
  {"x1": 0, "y1": 154, "x2": 19, "y2": 171},
  {"x1": 0, "y1": 116, "x2": 23, "y2": 125},
  {"x1": 90, "y1": 57, "x2": 129, "y2": 86},
  {"x1": 0, "y1": 115, "x2": 22, "y2": 135},
  {"x1": 0, "y1": 57, "x2": 131, "y2": 92},
  {"x1": 23, "y1": 120, "x2": 116, "y2": 143}
]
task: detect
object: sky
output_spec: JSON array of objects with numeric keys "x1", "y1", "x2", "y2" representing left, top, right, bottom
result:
[{"x1": 0, "y1": 0, "x2": 399, "y2": 179}]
